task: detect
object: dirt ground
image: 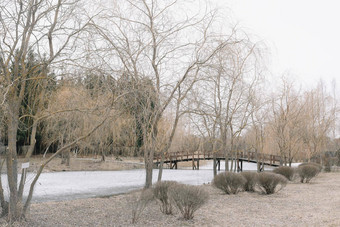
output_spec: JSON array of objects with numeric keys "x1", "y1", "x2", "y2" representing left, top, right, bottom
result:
[
  {"x1": 19, "y1": 155, "x2": 145, "y2": 172},
  {"x1": 17, "y1": 155, "x2": 208, "y2": 172},
  {"x1": 2, "y1": 171, "x2": 340, "y2": 227}
]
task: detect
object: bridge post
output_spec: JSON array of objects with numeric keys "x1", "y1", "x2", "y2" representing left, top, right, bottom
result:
[
  {"x1": 260, "y1": 162, "x2": 264, "y2": 172},
  {"x1": 214, "y1": 159, "x2": 221, "y2": 171},
  {"x1": 270, "y1": 155, "x2": 272, "y2": 165},
  {"x1": 237, "y1": 159, "x2": 243, "y2": 172},
  {"x1": 197, "y1": 159, "x2": 199, "y2": 170}
]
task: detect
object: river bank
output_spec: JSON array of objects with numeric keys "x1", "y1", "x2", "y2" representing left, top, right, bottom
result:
[
  {"x1": 18, "y1": 155, "x2": 210, "y2": 173},
  {"x1": 5, "y1": 172, "x2": 340, "y2": 227},
  {"x1": 26, "y1": 155, "x2": 145, "y2": 172}
]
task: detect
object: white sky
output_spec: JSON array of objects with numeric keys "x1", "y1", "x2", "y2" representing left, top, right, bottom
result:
[{"x1": 213, "y1": 0, "x2": 340, "y2": 92}]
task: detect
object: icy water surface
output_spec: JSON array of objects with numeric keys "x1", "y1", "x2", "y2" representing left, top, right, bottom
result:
[{"x1": 1, "y1": 161, "x2": 276, "y2": 203}]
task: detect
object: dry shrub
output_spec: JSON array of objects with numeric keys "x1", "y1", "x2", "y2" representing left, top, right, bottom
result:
[
  {"x1": 240, "y1": 172, "x2": 258, "y2": 192},
  {"x1": 324, "y1": 159, "x2": 332, "y2": 172},
  {"x1": 336, "y1": 150, "x2": 340, "y2": 166},
  {"x1": 257, "y1": 172, "x2": 287, "y2": 194},
  {"x1": 212, "y1": 172, "x2": 246, "y2": 194},
  {"x1": 131, "y1": 189, "x2": 154, "y2": 224},
  {"x1": 273, "y1": 166, "x2": 295, "y2": 181},
  {"x1": 169, "y1": 184, "x2": 209, "y2": 220},
  {"x1": 153, "y1": 181, "x2": 178, "y2": 215},
  {"x1": 298, "y1": 164, "x2": 320, "y2": 183},
  {"x1": 298, "y1": 162, "x2": 322, "y2": 172}
]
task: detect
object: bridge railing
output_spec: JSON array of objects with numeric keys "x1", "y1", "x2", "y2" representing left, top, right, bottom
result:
[{"x1": 154, "y1": 151, "x2": 282, "y2": 165}]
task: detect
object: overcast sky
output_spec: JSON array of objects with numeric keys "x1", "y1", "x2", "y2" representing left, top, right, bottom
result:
[{"x1": 213, "y1": 0, "x2": 340, "y2": 91}]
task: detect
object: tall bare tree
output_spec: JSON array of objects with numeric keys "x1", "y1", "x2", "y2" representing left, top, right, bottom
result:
[
  {"x1": 248, "y1": 106, "x2": 268, "y2": 171},
  {"x1": 0, "y1": 0, "x2": 110, "y2": 220},
  {"x1": 270, "y1": 78, "x2": 305, "y2": 166},
  {"x1": 301, "y1": 82, "x2": 337, "y2": 162},
  {"x1": 92, "y1": 0, "x2": 232, "y2": 188},
  {"x1": 191, "y1": 36, "x2": 263, "y2": 172}
]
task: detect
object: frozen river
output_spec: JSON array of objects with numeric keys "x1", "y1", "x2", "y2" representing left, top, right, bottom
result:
[{"x1": 1, "y1": 161, "x2": 275, "y2": 203}]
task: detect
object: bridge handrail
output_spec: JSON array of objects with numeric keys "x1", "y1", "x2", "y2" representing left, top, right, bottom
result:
[{"x1": 154, "y1": 150, "x2": 282, "y2": 163}]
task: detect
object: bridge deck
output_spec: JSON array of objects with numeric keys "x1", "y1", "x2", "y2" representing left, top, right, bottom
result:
[{"x1": 154, "y1": 151, "x2": 281, "y2": 171}]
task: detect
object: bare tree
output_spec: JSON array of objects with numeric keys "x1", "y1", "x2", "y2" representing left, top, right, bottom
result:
[
  {"x1": 0, "y1": 0, "x2": 109, "y2": 220},
  {"x1": 270, "y1": 78, "x2": 305, "y2": 166},
  {"x1": 189, "y1": 91, "x2": 221, "y2": 176},
  {"x1": 191, "y1": 36, "x2": 264, "y2": 172},
  {"x1": 301, "y1": 82, "x2": 337, "y2": 162},
  {"x1": 247, "y1": 89, "x2": 270, "y2": 172},
  {"x1": 92, "y1": 0, "x2": 232, "y2": 188}
]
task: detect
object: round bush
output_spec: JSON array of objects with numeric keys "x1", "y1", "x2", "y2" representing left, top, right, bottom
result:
[
  {"x1": 240, "y1": 171, "x2": 258, "y2": 192},
  {"x1": 212, "y1": 172, "x2": 246, "y2": 194},
  {"x1": 298, "y1": 164, "x2": 320, "y2": 183},
  {"x1": 298, "y1": 162, "x2": 322, "y2": 172},
  {"x1": 153, "y1": 181, "x2": 178, "y2": 215},
  {"x1": 336, "y1": 150, "x2": 340, "y2": 166},
  {"x1": 324, "y1": 159, "x2": 332, "y2": 172},
  {"x1": 169, "y1": 184, "x2": 209, "y2": 220},
  {"x1": 257, "y1": 172, "x2": 288, "y2": 194},
  {"x1": 273, "y1": 166, "x2": 295, "y2": 181}
]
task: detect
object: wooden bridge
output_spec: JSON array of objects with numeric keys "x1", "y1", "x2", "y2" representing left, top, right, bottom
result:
[{"x1": 154, "y1": 151, "x2": 282, "y2": 172}]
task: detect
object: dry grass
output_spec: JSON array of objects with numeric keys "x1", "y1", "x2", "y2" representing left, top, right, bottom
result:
[
  {"x1": 16, "y1": 155, "x2": 145, "y2": 173},
  {"x1": 131, "y1": 189, "x2": 154, "y2": 224},
  {"x1": 176, "y1": 160, "x2": 209, "y2": 169},
  {"x1": 17, "y1": 155, "x2": 207, "y2": 173}
]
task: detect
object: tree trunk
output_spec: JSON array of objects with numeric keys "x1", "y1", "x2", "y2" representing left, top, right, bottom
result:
[
  {"x1": 0, "y1": 160, "x2": 8, "y2": 216},
  {"x1": 144, "y1": 128, "x2": 157, "y2": 188},
  {"x1": 6, "y1": 110, "x2": 21, "y2": 220},
  {"x1": 288, "y1": 152, "x2": 292, "y2": 166},
  {"x1": 101, "y1": 148, "x2": 106, "y2": 162},
  {"x1": 61, "y1": 150, "x2": 70, "y2": 166},
  {"x1": 256, "y1": 149, "x2": 261, "y2": 172},
  {"x1": 224, "y1": 150, "x2": 229, "y2": 172},
  {"x1": 18, "y1": 120, "x2": 39, "y2": 200},
  {"x1": 144, "y1": 148, "x2": 154, "y2": 188},
  {"x1": 157, "y1": 151, "x2": 164, "y2": 182},
  {"x1": 213, "y1": 154, "x2": 217, "y2": 176}
]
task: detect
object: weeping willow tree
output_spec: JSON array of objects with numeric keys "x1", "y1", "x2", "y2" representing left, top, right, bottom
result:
[{"x1": 116, "y1": 75, "x2": 159, "y2": 159}]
